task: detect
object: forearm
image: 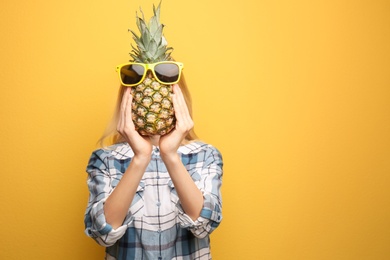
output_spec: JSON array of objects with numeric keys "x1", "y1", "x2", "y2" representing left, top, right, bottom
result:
[
  {"x1": 161, "y1": 153, "x2": 203, "y2": 220},
  {"x1": 104, "y1": 155, "x2": 150, "y2": 229}
]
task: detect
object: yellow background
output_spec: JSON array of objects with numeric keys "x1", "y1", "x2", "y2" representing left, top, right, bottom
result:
[{"x1": 1, "y1": 0, "x2": 389, "y2": 259}]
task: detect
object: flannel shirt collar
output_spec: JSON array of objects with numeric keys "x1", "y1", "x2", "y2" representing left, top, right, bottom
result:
[{"x1": 110, "y1": 141, "x2": 206, "y2": 160}]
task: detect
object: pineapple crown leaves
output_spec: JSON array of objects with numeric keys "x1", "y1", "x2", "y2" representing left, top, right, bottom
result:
[{"x1": 129, "y1": 1, "x2": 173, "y2": 63}]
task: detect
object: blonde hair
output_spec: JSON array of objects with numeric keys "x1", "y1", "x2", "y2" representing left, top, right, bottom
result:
[{"x1": 98, "y1": 72, "x2": 198, "y2": 147}]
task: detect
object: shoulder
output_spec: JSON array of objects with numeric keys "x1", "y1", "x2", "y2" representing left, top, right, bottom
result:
[
  {"x1": 89, "y1": 142, "x2": 134, "y2": 161},
  {"x1": 179, "y1": 141, "x2": 221, "y2": 155},
  {"x1": 179, "y1": 141, "x2": 223, "y2": 166},
  {"x1": 86, "y1": 143, "x2": 133, "y2": 171}
]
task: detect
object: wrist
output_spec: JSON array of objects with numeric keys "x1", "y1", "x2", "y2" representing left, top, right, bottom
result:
[
  {"x1": 160, "y1": 152, "x2": 181, "y2": 164},
  {"x1": 132, "y1": 154, "x2": 151, "y2": 166}
]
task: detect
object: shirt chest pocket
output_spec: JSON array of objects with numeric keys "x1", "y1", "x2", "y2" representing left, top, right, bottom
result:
[{"x1": 129, "y1": 181, "x2": 145, "y2": 219}]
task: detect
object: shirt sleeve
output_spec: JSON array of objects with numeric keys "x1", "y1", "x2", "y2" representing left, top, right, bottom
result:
[
  {"x1": 176, "y1": 145, "x2": 223, "y2": 238},
  {"x1": 83, "y1": 149, "x2": 132, "y2": 247}
]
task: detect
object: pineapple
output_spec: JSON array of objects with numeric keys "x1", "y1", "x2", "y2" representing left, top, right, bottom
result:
[{"x1": 128, "y1": 2, "x2": 176, "y2": 135}]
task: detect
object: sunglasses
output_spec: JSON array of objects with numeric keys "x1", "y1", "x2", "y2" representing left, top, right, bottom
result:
[{"x1": 116, "y1": 61, "x2": 184, "y2": 86}]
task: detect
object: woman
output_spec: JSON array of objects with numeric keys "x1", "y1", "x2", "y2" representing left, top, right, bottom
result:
[{"x1": 84, "y1": 71, "x2": 223, "y2": 259}]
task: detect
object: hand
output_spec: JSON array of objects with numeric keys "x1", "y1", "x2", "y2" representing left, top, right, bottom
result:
[
  {"x1": 159, "y1": 84, "x2": 194, "y2": 159},
  {"x1": 117, "y1": 87, "x2": 153, "y2": 158}
]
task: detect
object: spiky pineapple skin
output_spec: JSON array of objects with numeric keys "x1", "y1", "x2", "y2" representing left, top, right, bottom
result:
[
  {"x1": 130, "y1": 77, "x2": 175, "y2": 135},
  {"x1": 127, "y1": 2, "x2": 176, "y2": 135}
]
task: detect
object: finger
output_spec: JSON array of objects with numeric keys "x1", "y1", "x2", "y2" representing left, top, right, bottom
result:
[
  {"x1": 174, "y1": 85, "x2": 192, "y2": 124},
  {"x1": 120, "y1": 88, "x2": 131, "y2": 131},
  {"x1": 124, "y1": 89, "x2": 134, "y2": 131},
  {"x1": 172, "y1": 85, "x2": 186, "y2": 123},
  {"x1": 172, "y1": 84, "x2": 193, "y2": 131},
  {"x1": 118, "y1": 88, "x2": 131, "y2": 133}
]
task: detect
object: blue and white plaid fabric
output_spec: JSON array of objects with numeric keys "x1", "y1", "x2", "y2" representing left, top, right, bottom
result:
[{"x1": 84, "y1": 141, "x2": 223, "y2": 259}]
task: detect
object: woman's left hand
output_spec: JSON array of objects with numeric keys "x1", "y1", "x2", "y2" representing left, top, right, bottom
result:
[
  {"x1": 159, "y1": 85, "x2": 203, "y2": 220},
  {"x1": 159, "y1": 84, "x2": 194, "y2": 158}
]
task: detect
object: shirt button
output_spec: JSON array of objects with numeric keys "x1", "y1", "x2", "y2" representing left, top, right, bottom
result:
[
  {"x1": 156, "y1": 201, "x2": 161, "y2": 207},
  {"x1": 157, "y1": 228, "x2": 161, "y2": 233}
]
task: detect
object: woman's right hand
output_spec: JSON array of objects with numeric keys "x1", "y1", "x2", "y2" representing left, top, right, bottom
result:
[
  {"x1": 106, "y1": 88, "x2": 152, "y2": 229},
  {"x1": 117, "y1": 87, "x2": 153, "y2": 159}
]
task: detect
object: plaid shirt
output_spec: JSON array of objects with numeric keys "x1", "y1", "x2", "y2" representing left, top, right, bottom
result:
[{"x1": 84, "y1": 141, "x2": 223, "y2": 260}]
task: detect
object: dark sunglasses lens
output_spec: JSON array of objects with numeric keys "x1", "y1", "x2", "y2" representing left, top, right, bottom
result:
[
  {"x1": 120, "y1": 64, "x2": 144, "y2": 85},
  {"x1": 154, "y1": 63, "x2": 180, "y2": 83}
]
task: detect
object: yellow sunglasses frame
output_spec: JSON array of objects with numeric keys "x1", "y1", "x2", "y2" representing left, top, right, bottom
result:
[{"x1": 116, "y1": 61, "x2": 184, "y2": 87}]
